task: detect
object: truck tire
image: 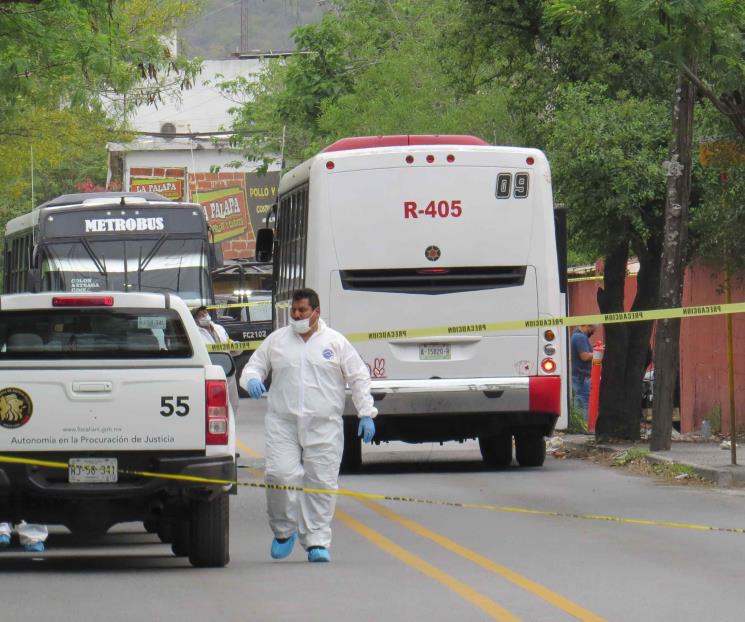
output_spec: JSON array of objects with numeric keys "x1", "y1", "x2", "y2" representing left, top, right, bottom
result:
[
  {"x1": 478, "y1": 433, "x2": 513, "y2": 468},
  {"x1": 188, "y1": 493, "x2": 230, "y2": 568},
  {"x1": 171, "y1": 519, "x2": 190, "y2": 557},
  {"x1": 340, "y1": 421, "x2": 361, "y2": 473},
  {"x1": 514, "y1": 433, "x2": 546, "y2": 467}
]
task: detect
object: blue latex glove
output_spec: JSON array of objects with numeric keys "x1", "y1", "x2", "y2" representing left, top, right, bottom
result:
[
  {"x1": 357, "y1": 416, "x2": 375, "y2": 444},
  {"x1": 246, "y1": 378, "x2": 266, "y2": 400}
]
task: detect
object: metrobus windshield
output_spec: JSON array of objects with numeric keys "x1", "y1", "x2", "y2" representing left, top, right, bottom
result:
[{"x1": 38, "y1": 237, "x2": 211, "y2": 305}]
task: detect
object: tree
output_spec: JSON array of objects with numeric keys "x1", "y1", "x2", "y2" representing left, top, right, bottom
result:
[
  {"x1": 0, "y1": 0, "x2": 204, "y2": 279},
  {"x1": 223, "y1": 0, "x2": 517, "y2": 172},
  {"x1": 547, "y1": 85, "x2": 668, "y2": 439}
]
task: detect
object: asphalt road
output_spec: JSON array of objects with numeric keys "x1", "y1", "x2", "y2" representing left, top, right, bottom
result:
[{"x1": 1, "y1": 397, "x2": 744, "y2": 622}]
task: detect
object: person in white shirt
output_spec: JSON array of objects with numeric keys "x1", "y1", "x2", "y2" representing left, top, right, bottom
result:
[
  {"x1": 240, "y1": 288, "x2": 377, "y2": 563},
  {"x1": 193, "y1": 305, "x2": 240, "y2": 417}
]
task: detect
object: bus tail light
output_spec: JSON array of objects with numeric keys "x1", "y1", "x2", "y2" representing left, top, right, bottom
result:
[
  {"x1": 447, "y1": 154, "x2": 455, "y2": 162},
  {"x1": 529, "y1": 376, "x2": 561, "y2": 415},
  {"x1": 543, "y1": 329, "x2": 555, "y2": 341},
  {"x1": 326, "y1": 161, "x2": 335, "y2": 170},
  {"x1": 526, "y1": 156, "x2": 535, "y2": 165},
  {"x1": 405, "y1": 155, "x2": 414, "y2": 164},
  {"x1": 543, "y1": 344, "x2": 557, "y2": 356},
  {"x1": 206, "y1": 380, "x2": 229, "y2": 445},
  {"x1": 540, "y1": 358, "x2": 557, "y2": 373},
  {"x1": 426, "y1": 154, "x2": 435, "y2": 163},
  {"x1": 52, "y1": 296, "x2": 114, "y2": 307}
]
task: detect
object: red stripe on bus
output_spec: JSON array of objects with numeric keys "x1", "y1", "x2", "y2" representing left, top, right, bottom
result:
[
  {"x1": 528, "y1": 376, "x2": 561, "y2": 416},
  {"x1": 322, "y1": 135, "x2": 489, "y2": 152}
]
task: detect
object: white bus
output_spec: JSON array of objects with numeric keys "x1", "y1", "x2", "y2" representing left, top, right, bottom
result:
[{"x1": 257, "y1": 135, "x2": 566, "y2": 470}]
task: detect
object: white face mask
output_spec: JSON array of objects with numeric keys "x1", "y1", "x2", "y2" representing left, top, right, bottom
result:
[
  {"x1": 289, "y1": 317, "x2": 311, "y2": 334},
  {"x1": 197, "y1": 317, "x2": 211, "y2": 328}
]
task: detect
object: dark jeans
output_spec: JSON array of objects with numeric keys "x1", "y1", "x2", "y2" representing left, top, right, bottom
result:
[{"x1": 572, "y1": 374, "x2": 590, "y2": 420}]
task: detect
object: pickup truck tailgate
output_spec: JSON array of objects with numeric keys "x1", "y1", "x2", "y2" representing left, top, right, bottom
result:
[{"x1": 0, "y1": 368, "x2": 206, "y2": 452}]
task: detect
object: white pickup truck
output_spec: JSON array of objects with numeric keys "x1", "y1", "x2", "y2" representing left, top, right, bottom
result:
[{"x1": 0, "y1": 292, "x2": 236, "y2": 567}]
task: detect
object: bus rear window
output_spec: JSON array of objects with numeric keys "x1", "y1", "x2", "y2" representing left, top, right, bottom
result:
[{"x1": 0, "y1": 309, "x2": 192, "y2": 359}]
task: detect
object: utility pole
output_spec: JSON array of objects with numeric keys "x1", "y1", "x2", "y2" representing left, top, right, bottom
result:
[{"x1": 241, "y1": 0, "x2": 249, "y2": 54}]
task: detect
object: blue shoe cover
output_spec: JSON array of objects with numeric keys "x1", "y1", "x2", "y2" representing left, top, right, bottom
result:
[
  {"x1": 307, "y1": 547, "x2": 330, "y2": 562},
  {"x1": 270, "y1": 533, "x2": 296, "y2": 559},
  {"x1": 23, "y1": 541, "x2": 44, "y2": 553},
  {"x1": 0, "y1": 535, "x2": 9, "y2": 548}
]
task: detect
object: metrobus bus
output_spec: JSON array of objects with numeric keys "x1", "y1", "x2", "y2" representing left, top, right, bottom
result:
[
  {"x1": 4, "y1": 192, "x2": 220, "y2": 306},
  {"x1": 256, "y1": 135, "x2": 566, "y2": 471}
]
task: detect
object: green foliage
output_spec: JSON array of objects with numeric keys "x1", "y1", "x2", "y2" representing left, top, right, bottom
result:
[
  {"x1": 0, "y1": 0, "x2": 203, "y2": 264},
  {"x1": 568, "y1": 403, "x2": 588, "y2": 433},
  {"x1": 223, "y1": 0, "x2": 519, "y2": 170},
  {"x1": 546, "y1": 84, "x2": 669, "y2": 261},
  {"x1": 612, "y1": 447, "x2": 649, "y2": 466},
  {"x1": 704, "y1": 404, "x2": 722, "y2": 434}
]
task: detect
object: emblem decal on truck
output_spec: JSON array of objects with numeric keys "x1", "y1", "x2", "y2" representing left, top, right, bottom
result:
[{"x1": 0, "y1": 387, "x2": 33, "y2": 428}]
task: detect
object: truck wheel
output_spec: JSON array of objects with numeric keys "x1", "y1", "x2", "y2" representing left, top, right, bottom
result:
[
  {"x1": 171, "y1": 519, "x2": 190, "y2": 557},
  {"x1": 188, "y1": 493, "x2": 230, "y2": 568},
  {"x1": 340, "y1": 421, "x2": 361, "y2": 474},
  {"x1": 156, "y1": 521, "x2": 173, "y2": 544},
  {"x1": 515, "y1": 433, "x2": 546, "y2": 467},
  {"x1": 478, "y1": 433, "x2": 512, "y2": 468}
]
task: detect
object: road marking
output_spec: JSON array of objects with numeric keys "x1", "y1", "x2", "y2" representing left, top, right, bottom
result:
[
  {"x1": 237, "y1": 438, "x2": 263, "y2": 460},
  {"x1": 357, "y1": 498, "x2": 607, "y2": 622},
  {"x1": 335, "y1": 509, "x2": 523, "y2": 622},
  {"x1": 238, "y1": 437, "x2": 522, "y2": 621}
]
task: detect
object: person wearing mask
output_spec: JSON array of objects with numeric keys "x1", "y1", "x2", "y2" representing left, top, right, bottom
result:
[
  {"x1": 0, "y1": 521, "x2": 47, "y2": 552},
  {"x1": 193, "y1": 305, "x2": 240, "y2": 417},
  {"x1": 240, "y1": 288, "x2": 377, "y2": 563},
  {"x1": 571, "y1": 324, "x2": 596, "y2": 420}
]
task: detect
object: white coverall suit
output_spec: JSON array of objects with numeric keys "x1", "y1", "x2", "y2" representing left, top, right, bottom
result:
[
  {"x1": 241, "y1": 319, "x2": 377, "y2": 549},
  {"x1": 0, "y1": 521, "x2": 48, "y2": 546}
]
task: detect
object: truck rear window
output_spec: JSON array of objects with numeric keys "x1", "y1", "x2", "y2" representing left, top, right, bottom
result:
[{"x1": 0, "y1": 308, "x2": 192, "y2": 359}]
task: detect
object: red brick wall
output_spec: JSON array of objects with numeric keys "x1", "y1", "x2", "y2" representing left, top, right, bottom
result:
[
  {"x1": 188, "y1": 172, "x2": 255, "y2": 261},
  {"x1": 129, "y1": 168, "x2": 256, "y2": 261}
]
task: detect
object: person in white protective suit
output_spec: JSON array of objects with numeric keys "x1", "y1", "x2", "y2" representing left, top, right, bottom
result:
[
  {"x1": 240, "y1": 288, "x2": 377, "y2": 563},
  {"x1": 193, "y1": 305, "x2": 240, "y2": 418},
  {"x1": 0, "y1": 521, "x2": 48, "y2": 552}
]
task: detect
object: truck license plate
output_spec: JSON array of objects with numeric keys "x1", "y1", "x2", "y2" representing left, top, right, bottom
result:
[
  {"x1": 68, "y1": 458, "x2": 118, "y2": 483},
  {"x1": 419, "y1": 344, "x2": 451, "y2": 361}
]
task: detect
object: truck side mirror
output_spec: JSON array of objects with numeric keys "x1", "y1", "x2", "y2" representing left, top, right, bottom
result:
[{"x1": 255, "y1": 228, "x2": 274, "y2": 262}]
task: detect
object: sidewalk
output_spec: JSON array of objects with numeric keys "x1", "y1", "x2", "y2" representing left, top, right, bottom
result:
[{"x1": 560, "y1": 434, "x2": 745, "y2": 487}]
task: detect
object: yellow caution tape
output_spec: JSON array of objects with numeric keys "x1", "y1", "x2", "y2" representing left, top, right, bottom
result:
[
  {"x1": 567, "y1": 275, "x2": 605, "y2": 283},
  {"x1": 345, "y1": 302, "x2": 744, "y2": 343},
  {"x1": 204, "y1": 301, "x2": 744, "y2": 351},
  {"x1": 206, "y1": 340, "x2": 264, "y2": 352},
  {"x1": 205, "y1": 300, "x2": 271, "y2": 311},
  {"x1": 0, "y1": 454, "x2": 742, "y2": 535}
]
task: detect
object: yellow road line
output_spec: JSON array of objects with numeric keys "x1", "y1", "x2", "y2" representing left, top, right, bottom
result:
[
  {"x1": 357, "y1": 498, "x2": 607, "y2": 622},
  {"x1": 237, "y1": 438, "x2": 263, "y2": 460},
  {"x1": 237, "y1": 437, "x2": 600, "y2": 620},
  {"x1": 335, "y1": 509, "x2": 523, "y2": 622}
]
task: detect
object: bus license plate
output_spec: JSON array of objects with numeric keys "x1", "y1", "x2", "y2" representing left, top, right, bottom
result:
[
  {"x1": 419, "y1": 344, "x2": 451, "y2": 361},
  {"x1": 68, "y1": 458, "x2": 118, "y2": 483}
]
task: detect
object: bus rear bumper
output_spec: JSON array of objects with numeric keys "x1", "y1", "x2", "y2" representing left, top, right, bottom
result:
[{"x1": 344, "y1": 376, "x2": 561, "y2": 443}]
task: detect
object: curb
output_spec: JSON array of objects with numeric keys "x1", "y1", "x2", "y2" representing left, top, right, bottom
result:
[{"x1": 560, "y1": 437, "x2": 745, "y2": 488}]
